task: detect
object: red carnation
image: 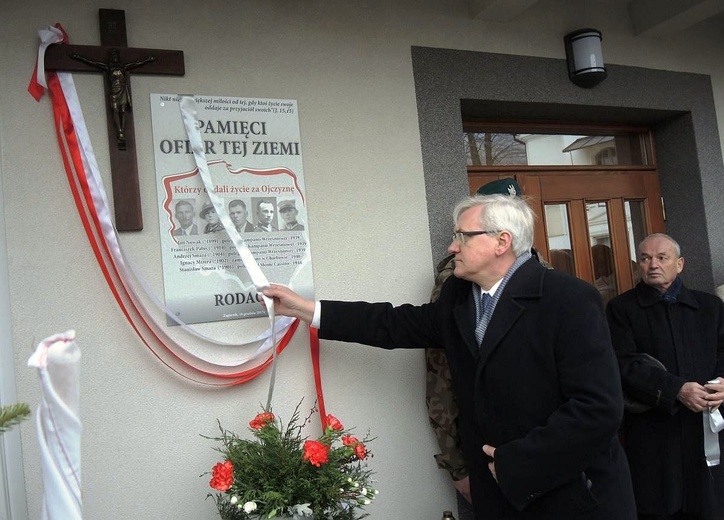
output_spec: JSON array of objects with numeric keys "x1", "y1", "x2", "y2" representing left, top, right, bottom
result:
[
  {"x1": 354, "y1": 443, "x2": 367, "y2": 460},
  {"x1": 342, "y1": 435, "x2": 359, "y2": 446},
  {"x1": 209, "y1": 460, "x2": 234, "y2": 491},
  {"x1": 249, "y1": 411, "x2": 275, "y2": 430},
  {"x1": 326, "y1": 414, "x2": 344, "y2": 431},
  {"x1": 303, "y1": 440, "x2": 330, "y2": 467}
]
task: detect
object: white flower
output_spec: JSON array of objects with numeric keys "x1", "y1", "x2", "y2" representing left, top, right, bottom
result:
[
  {"x1": 291, "y1": 503, "x2": 313, "y2": 517},
  {"x1": 361, "y1": 487, "x2": 367, "y2": 495},
  {"x1": 230, "y1": 496, "x2": 238, "y2": 505},
  {"x1": 243, "y1": 501, "x2": 258, "y2": 513}
]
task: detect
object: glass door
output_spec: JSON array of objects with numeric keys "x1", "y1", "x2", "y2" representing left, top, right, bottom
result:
[{"x1": 527, "y1": 171, "x2": 664, "y2": 299}]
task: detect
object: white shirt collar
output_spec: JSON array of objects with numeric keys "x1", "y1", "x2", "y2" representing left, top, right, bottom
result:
[{"x1": 479, "y1": 278, "x2": 503, "y2": 298}]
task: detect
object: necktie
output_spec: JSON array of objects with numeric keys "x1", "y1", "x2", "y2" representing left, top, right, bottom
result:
[{"x1": 475, "y1": 292, "x2": 492, "y2": 345}]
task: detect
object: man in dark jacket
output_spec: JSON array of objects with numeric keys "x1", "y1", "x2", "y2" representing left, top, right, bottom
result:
[
  {"x1": 607, "y1": 233, "x2": 724, "y2": 520},
  {"x1": 425, "y1": 178, "x2": 549, "y2": 520},
  {"x1": 264, "y1": 194, "x2": 636, "y2": 519}
]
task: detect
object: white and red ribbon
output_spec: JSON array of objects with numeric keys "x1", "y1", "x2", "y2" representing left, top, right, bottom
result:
[
  {"x1": 29, "y1": 25, "x2": 303, "y2": 387},
  {"x1": 28, "y1": 24, "x2": 67, "y2": 101}
]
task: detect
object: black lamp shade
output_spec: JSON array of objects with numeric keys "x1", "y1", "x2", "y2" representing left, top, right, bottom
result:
[{"x1": 564, "y1": 28, "x2": 607, "y2": 88}]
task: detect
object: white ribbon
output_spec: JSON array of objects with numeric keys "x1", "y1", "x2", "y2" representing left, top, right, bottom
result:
[
  {"x1": 704, "y1": 378, "x2": 724, "y2": 467},
  {"x1": 178, "y1": 95, "x2": 280, "y2": 407},
  {"x1": 178, "y1": 96, "x2": 272, "y2": 293},
  {"x1": 34, "y1": 25, "x2": 65, "y2": 89}
]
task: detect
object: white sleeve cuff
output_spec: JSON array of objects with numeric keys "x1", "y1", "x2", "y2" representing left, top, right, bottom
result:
[{"x1": 311, "y1": 301, "x2": 322, "y2": 329}]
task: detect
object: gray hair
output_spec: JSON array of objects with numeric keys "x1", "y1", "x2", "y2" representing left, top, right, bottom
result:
[
  {"x1": 453, "y1": 194, "x2": 535, "y2": 257},
  {"x1": 639, "y1": 233, "x2": 681, "y2": 257}
]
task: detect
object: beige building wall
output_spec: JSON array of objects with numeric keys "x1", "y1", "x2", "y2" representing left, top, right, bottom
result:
[{"x1": 1, "y1": 1, "x2": 723, "y2": 518}]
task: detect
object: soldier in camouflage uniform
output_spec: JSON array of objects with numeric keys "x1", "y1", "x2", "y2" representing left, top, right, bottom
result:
[
  {"x1": 426, "y1": 178, "x2": 550, "y2": 520},
  {"x1": 426, "y1": 252, "x2": 474, "y2": 518}
]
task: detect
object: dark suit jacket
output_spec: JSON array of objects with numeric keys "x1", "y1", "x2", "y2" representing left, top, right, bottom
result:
[
  {"x1": 172, "y1": 223, "x2": 198, "y2": 236},
  {"x1": 320, "y1": 258, "x2": 635, "y2": 519},
  {"x1": 236, "y1": 221, "x2": 254, "y2": 233},
  {"x1": 607, "y1": 281, "x2": 724, "y2": 516}
]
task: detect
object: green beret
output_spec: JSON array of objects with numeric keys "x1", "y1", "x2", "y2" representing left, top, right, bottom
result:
[{"x1": 476, "y1": 178, "x2": 522, "y2": 197}]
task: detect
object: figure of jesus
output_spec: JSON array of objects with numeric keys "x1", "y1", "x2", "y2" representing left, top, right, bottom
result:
[{"x1": 70, "y1": 48, "x2": 154, "y2": 149}]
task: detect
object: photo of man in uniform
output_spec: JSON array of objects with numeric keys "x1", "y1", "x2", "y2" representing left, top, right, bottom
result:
[
  {"x1": 278, "y1": 200, "x2": 305, "y2": 231},
  {"x1": 200, "y1": 201, "x2": 223, "y2": 234},
  {"x1": 254, "y1": 199, "x2": 278, "y2": 232}
]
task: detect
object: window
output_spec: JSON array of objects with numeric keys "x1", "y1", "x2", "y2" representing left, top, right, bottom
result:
[{"x1": 463, "y1": 129, "x2": 650, "y2": 167}]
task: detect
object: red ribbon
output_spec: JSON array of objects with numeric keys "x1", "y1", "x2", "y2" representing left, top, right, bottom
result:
[{"x1": 308, "y1": 325, "x2": 328, "y2": 429}]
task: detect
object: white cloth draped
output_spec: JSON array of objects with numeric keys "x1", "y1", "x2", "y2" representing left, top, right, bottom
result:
[
  {"x1": 704, "y1": 378, "x2": 724, "y2": 467},
  {"x1": 27, "y1": 330, "x2": 82, "y2": 520}
]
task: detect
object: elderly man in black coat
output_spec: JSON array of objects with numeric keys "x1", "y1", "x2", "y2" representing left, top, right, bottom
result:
[
  {"x1": 263, "y1": 194, "x2": 636, "y2": 519},
  {"x1": 607, "y1": 233, "x2": 724, "y2": 520}
]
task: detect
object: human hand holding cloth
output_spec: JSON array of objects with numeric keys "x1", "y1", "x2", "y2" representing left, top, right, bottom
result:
[
  {"x1": 262, "y1": 284, "x2": 316, "y2": 323},
  {"x1": 703, "y1": 378, "x2": 724, "y2": 466}
]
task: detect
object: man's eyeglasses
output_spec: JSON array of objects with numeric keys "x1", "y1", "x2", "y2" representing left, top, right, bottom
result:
[{"x1": 451, "y1": 230, "x2": 501, "y2": 245}]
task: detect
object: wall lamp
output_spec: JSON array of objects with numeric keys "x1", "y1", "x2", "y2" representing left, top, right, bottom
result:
[{"x1": 564, "y1": 28, "x2": 607, "y2": 88}]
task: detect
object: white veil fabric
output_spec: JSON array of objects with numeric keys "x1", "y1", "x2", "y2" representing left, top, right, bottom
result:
[{"x1": 27, "y1": 330, "x2": 82, "y2": 520}]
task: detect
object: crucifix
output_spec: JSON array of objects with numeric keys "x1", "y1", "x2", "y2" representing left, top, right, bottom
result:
[{"x1": 44, "y1": 9, "x2": 185, "y2": 231}]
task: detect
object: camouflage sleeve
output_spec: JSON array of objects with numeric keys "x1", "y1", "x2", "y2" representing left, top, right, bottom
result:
[
  {"x1": 532, "y1": 247, "x2": 553, "y2": 270},
  {"x1": 426, "y1": 347, "x2": 469, "y2": 480},
  {"x1": 425, "y1": 255, "x2": 469, "y2": 480}
]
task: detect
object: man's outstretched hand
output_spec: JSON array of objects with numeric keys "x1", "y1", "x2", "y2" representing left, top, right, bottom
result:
[{"x1": 261, "y1": 284, "x2": 316, "y2": 323}]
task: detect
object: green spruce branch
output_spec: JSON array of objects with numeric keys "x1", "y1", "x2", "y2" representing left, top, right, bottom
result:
[{"x1": 0, "y1": 403, "x2": 31, "y2": 434}]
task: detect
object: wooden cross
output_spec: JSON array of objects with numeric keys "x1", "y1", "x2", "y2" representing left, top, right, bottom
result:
[{"x1": 44, "y1": 9, "x2": 185, "y2": 231}]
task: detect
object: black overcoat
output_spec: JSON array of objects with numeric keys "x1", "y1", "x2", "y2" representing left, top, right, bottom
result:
[
  {"x1": 320, "y1": 258, "x2": 635, "y2": 519},
  {"x1": 606, "y1": 281, "x2": 724, "y2": 518}
]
